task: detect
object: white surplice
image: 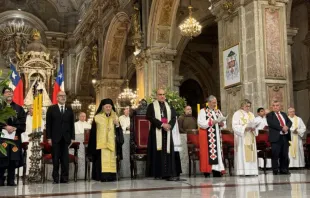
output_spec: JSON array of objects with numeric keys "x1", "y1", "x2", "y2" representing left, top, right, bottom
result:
[
  {"x1": 74, "y1": 120, "x2": 91, "y2": 135},
  {"x1": 232, "y1": 110, "x2": 258, "y2": 176},
  {"x1": 119, "y1": 115, "x2": 130, "y2": 134},
  {"x1": 254, "y1": 116, "x2": 268, "y2": 130},
  {"x1": 197, "y1": 108, "x2": 226, "y2": 172},
  {"x1": 288, "y1": 116, "x2": 306, "y2": 168}
]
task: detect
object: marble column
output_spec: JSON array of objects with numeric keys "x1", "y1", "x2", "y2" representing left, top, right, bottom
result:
[{"x1": 210, "y1": 0, "x2": 292, "y2": 128}]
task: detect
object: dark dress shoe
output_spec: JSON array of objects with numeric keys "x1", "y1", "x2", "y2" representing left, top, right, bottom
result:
[
  {"x1": 0, "y1": 180, "x2": 4, "y2": 186},
  {"x1": 204, "y1": 173, "x2": 210, "y2": 178},
  {"x1": 280, "y1": 171, "x2": 291, "y2": 175},
  {"x1": 60, "y1": 180, "x2": 68, "y2": 183},
  {"x1": 166, "y1": 177, "x2": 177, "y2": 181},
  {"x1": 53, "y1": 181, "x2": 59, "y2": 184},
  {"x1": 212, "y1": 171, "x2": 222, "y2": 177},
  {"x1": 7, "y1": 183, "x2": 17, "y2": 186},
  {"x1": 273, "y1": 171, "x2": 278, "y2": 175}
]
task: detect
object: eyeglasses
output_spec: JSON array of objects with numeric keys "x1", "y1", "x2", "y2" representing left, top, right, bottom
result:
[
  {"x1": 4, "y1": 90, "x2": 12, "y2": 94},
  {"x1": 157, "y1": 94, "x2": 165, "y2": 96}
]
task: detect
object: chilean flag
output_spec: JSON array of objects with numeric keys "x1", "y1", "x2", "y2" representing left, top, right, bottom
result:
[
  {"x1": 9, "y1": 63, "x2": 24, "y2": 106},
  {"x1": 52, "y1": 63, "x2": 65, "y2": 104}
]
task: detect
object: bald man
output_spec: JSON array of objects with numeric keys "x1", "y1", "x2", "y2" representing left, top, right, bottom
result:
[
  {"x1": 288, "y1": 107, "x2": 306, "y2": 168},
  {"x1": 75, "y1": 112, "x2": 91, "y2": 134},
  {"x1": 46, "y1": 91, "x2": 75, "y2": 183}
]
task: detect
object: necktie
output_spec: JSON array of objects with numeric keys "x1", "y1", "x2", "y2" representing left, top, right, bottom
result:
[
  {"x1": 61, "y1": 106, "x2": 64, "y2": 114},
  {"x1": 276, "y1": 112, "x2": 285, "y2": 127}
]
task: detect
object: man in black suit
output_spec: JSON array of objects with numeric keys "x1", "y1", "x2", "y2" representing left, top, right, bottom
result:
[
  {"x1": 266, "y1": 100, "x2": 292, "y2": 175},
  {"x1": 46, "y1": 91, "x2": 75, "y2": 183}
]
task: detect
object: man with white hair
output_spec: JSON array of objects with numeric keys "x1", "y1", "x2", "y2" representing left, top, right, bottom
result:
[
  {"x1": 74, "y1": 112, "x2": 91, "y2": 135},
  {"x1": 119, "y1": 106, "x2": 130, "y2": 134},
  {"x1": 198, "y1": 95, "x2": 226, "y2": 177},
  {"x1": 287, "y1": 107, "x2": 306, "y2": 168}
]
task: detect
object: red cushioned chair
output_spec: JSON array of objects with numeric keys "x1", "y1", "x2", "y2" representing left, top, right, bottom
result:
[
  {"x1": 256, "y1": 129, "x2": 271, "y2": 174},
  {"x1": 221, "y1": 129, "x2": 234, "y2": 176},
  {"x1": 304, "y1": 134, "x2": 310, "y2": 169},
  {"x1": 83, "y1": 129, "x2": 91, "y2": 181},
  {"x1": 16, "y1": 141, "x2": 29, "y2": 185},
  {"x1": 130, "y1": 112, "x2": 150, "y2": 179},
  {"x1": 41, "y1": 130, "x2": 80, "y2": 182},
  {"x1": 187, "y1": 129, "x2": 200, "y2": 177}
]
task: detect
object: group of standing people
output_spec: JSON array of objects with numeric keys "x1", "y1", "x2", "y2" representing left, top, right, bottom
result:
[{"x1": 0, "y1": 85, "x2": 308, "y2": 186}]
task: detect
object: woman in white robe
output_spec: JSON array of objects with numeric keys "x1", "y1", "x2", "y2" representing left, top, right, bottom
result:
[
  {"x1": 232, "y1": 99, "x2": 258, "y2": 176},
  {"x1": 288, "y1": 108, "x2": 306, "y2": 168}
]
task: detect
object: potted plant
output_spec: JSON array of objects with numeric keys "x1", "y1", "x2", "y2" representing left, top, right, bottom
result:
[{"x1": 146, "y1": 88, "x2": 187, "y2": 116}]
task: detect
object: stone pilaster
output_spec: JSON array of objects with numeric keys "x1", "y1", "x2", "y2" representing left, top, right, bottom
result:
[
  {"x1": 145, "y1": 48, "x2": 176, "y2": 96},
  {"x1": 211, "y1": 0, "x2": 291, "y2": 128}
]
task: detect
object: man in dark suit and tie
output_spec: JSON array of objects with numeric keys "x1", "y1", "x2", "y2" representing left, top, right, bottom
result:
[
  {"x1": 46, "y1": 91, "x2": 75, "y2": 183},
  {"x1": 266, "y1": 100, "x2": 292, "y2": 175}
]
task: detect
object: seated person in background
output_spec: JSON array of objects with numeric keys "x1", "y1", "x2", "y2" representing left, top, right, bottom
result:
[
  {"x1": 178, "y1": 105, "x2": 197, "y2": 133},
  {"x1": 119, "y1": 106, "x2": 130, "y2": 134},
  {"x1": 75, "y1": 112, "x2": 91, "y2": 134}
]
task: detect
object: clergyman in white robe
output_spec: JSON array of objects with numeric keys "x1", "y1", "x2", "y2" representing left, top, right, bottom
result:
[
  {"x1": 288, "y1": 108, "x2": 306, "y2": 168},
  {"x1": 232, "y1": 102, "x2": 258, "y2": 176}
]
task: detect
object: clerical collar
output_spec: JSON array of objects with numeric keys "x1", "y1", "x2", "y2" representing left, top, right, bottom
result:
[{"x1": 105, "y1": 113, "x2": 111, "y2": 117}]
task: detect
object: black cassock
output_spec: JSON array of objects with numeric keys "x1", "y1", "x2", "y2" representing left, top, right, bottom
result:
[
  {"x1": 0, "y1": 102, "x2": 26, "y2": 183},
  {"x1": 146, "y1": 102, "x2": 177, "y2": 178},
  {"x1": 88, "y1": 118, "x2": 124, "y2": 182}
]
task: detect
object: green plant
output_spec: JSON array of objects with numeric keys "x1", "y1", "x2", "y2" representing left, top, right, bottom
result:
[
  {"x1": 146, "y1": 88, "x2": 187, "y2": 116},
  {"x1": 0, "y1": 70, "x2": 17, "y2": 156}
]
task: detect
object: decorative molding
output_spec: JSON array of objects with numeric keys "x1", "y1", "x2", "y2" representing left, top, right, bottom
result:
[
  {"x1": 266, "y1": 83, "x2": 287, "y2": 110},
  {"x1": 263, "y1": 6, "x2": 285, "y2": 79}
]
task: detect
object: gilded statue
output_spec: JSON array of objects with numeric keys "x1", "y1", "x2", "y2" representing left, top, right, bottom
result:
[{"x1": 32, "y1": 29, "x2": 41, "y2": 40}]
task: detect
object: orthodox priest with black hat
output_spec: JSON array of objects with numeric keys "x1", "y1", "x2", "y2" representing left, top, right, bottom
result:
[
  {"x1": 0, "y1": 87, "x2": 26, "y2": 186},
  {"x1": 146, "y1": 88, "x2": 177, "y2": 181},
  {"x1": 88, "y1": 98, "x2": 124, "y2": 182}
]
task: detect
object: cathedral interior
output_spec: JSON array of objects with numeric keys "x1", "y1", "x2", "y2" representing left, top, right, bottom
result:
[{"x1": 0, "y1": 0, "x2": 310, "y2": 197}]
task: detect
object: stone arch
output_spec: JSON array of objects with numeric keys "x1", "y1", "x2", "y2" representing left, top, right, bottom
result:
[
  {"x1": 102, "y1": 12, "x2": 130, "y2": 78},
  {"x1": 147, "y1": 0, "x2": 180, "y2": 48},
  {"x1": 75, "y1": 46, "x2": 91, "y2": 94}
]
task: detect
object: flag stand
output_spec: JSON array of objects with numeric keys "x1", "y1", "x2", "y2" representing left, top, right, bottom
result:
[{"x1": 28, "y1": 79, "x2": 43, "y2": 183}]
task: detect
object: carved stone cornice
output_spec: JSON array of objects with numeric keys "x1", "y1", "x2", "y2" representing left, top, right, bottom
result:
[
  {"x1": 226, "y1": 85, "x2": 242, "y2": 95},
  {"x1": 173, "y1": 75, "x2": 184, "y2": 87},
  {"x1": 149, "y1": 47, "x2": 177, "y2": 62},
  {"x1": 287, "y1": 27, "x2": 298, "y2": 45},
  {"x1": 95, "y1": 78, "x2": 124, "y2": 88}
]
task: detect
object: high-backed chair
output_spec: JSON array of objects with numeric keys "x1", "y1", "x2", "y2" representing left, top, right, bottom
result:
[
  {"x1": 40, "y1": 130, "x2": 80, "y2": 182},
  {"x1": 304, "y1": 134, "x2": 310, "y2": 169},
  {"x1": 84, "y1": 129, "x2": 91, "y2": 181},
  {"x1": 256, "y1": 129, "x2": 271, "y2": 174},
  {"x1": 130, "y1": 100, "x2": 149, "y2": 179},
  {"x1": 187, "y1": 129, "x2": 200, "y2": 177},
  {"x1": 221, "y1": 129, "x2": 234, "y2": 176},
  {"x1": 16, "y1": 142, "x2": 29, "y2": 185}
]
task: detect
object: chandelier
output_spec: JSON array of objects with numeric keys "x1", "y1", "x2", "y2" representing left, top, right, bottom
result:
[
  {"x1": 179, "y1": 4, "x2": 202, "y2": 38},
  {"x1": 87, "y1": 103, "x2": 96, "y2": 124},
  {"x1": 71, "y1": 99, "x2": 82, "y2": 111},
  {"x1": 117, "y1": 79, "x2": 138, "y2": 108}
]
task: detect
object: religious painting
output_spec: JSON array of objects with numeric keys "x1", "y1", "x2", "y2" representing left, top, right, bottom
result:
[{"x1": 223, "y1": 44, "x2": 241, "y2": 88}]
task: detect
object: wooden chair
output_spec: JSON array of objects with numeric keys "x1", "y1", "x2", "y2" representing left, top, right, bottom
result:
[
  {"x1": 16, "y1": 142, "x2": 29, "y2": 185},
  {"x1": 130, "y1": 101, "x2": 149, "y2": 179},
  {"x1": 256, "y1": 129, "x2": 271, "y2": 174},
  {"x1": 84, "y1": 129, "x2": 91, "y2": 181},
  {"x1": 187, "y1": 129, "x2": 200, "y2": 177},
  {"x1": 40, "y1": 130, "x2": 80, "y2": 182},
  {"x1": 221, "y1": 129, "x2": 234, "y2": 176}
]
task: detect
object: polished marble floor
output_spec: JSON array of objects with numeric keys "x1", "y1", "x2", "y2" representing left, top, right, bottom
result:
[{"x1": 1, "y1": 170, "x2": 310, "y2": 198}]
